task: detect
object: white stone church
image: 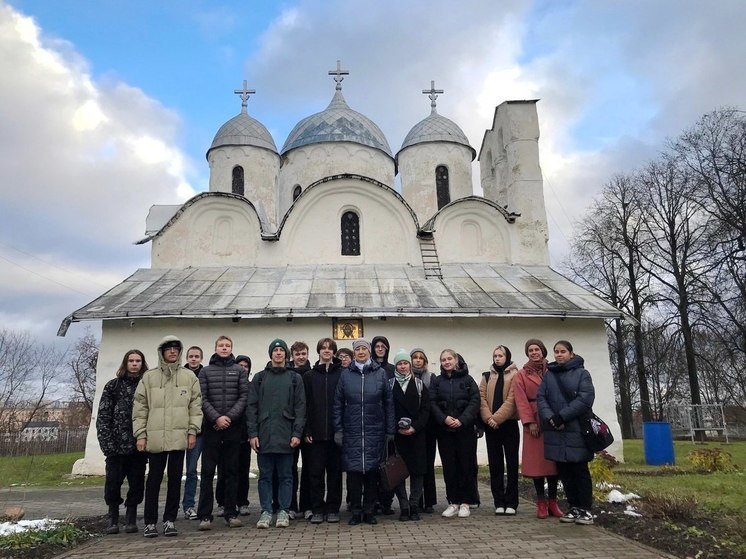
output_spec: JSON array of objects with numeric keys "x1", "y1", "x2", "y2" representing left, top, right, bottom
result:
[{"x1": 60, "y1": 63, "x2": 624, "y2": 474}]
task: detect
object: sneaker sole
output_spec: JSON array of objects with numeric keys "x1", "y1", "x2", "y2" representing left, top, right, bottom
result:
[
  {"x1": 559, "y1": 517, "x2": 577, "y2": 523},
  {"x1": 575, "y1": 518, "x2": 594, "y2": 525}
]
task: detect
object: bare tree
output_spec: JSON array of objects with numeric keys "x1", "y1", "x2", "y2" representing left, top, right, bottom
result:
[{"x1": 67, "y1": 328, "x2": 98, "y2": 412}]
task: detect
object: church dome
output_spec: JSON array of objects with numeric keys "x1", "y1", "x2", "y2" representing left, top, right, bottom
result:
[
  {"x1": 207, "y1": 109, "x2": 277, "y2": 158},
  {"x1": 281, "y1": 90, "x2": 393, "y2": 157},
  {"x1": 398, "y1": 111, "x2": 475, "y2": 160}
]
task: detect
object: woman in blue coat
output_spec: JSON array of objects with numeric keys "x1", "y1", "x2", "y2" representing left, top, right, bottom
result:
[
  {"x1": 537, "y1": 340, "x2": 595, "y2": 526},
  {"x1": 333, "y1": 339, "x2": 395, "y2": 525}
]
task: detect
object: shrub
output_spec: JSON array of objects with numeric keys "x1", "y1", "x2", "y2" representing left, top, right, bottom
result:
[
  {"x1": 0, "y1": 522, "x2": 88, "y2": 550},
  {"x1": 590, "y1": 452, "x2": 616, "y2": 492},
  {"x1": 687, "y1": 447, "x2": 738, "y2": 473},
  {"x1": 641, "y1": 491, "x2": 698, "y2": 521}
]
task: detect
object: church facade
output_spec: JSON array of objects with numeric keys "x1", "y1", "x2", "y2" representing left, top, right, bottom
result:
[{"x1": 60, "y1": 63, "x2": 624, "y2": 474}]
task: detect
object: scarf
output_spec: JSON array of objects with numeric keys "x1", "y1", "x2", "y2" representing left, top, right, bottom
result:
[
  {"x1": 394, "y1": 371, "x2": 411, "y2": 391},
  {"x1": 490, "y1": 363, "x2": 508, "y2": 413},
  {"x1": 522, "y1": 358, "x2": 548, "y2": 377}
]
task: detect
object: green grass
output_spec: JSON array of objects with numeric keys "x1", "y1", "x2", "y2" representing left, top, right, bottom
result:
[
  {"x1": 611, "y1": 440, "x2": 746, "y2": 519},
  {"x1": 0, "y1": 452, "x2": 104, "y2": 488}
]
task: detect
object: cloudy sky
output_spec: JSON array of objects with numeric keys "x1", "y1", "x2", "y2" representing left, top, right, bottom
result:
[{"x1": 1, "y1": 0, "x2": 745, "y2": 347}]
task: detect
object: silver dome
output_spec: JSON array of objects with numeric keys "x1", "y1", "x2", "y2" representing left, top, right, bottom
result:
[
  {"x1": 207, "y1": 109, "x2": 278, "y2": 158},
  {"x1": 281, "y1": 91, "x2": 393, "y2": 157},
  {"x1": 398, "y1": 110, "x2": 475, "y2": 160}
]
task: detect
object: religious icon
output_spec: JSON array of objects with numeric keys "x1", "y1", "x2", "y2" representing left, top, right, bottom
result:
[{"x1": 333, "y1": 318, "x2": 363, "y2": 340}]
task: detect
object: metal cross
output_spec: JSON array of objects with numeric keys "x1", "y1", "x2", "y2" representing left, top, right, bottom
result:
[
  {"x1": 328, "y1": 60, "x2": 349, "y2": 91},
  {"x1": 422, "y1": 80, "x2": 444, "y2": 113},
  {"x1": 234, "y1": 80, "x2": 256, "y2": 112}
]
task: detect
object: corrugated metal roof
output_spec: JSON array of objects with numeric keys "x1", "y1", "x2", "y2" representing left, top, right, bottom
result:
[{"x1": 58, "y1": 264, "x2": 622, "y2": 335}]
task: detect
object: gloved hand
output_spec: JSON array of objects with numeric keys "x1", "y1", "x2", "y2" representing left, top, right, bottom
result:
[
  {"x1": 549, "y1": 415, "x2": 564, "y2": 429},
  {"x1": 334, "y1": 431, "x2": 343, "y2": 447}
]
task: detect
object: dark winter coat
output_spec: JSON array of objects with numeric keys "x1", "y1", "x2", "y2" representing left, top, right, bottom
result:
[
  {"x1": 97, "y1": 375, "x2": 141, "y2": 457},
  {"x1": 199, "y1": 353, "x2": 249, "y2": 426},
  {"x1": 391, "y1": 376, "x2": 430, "y2": 475},
  {"x1": 429, "y1": 359, "x2": 480, "y2": 432},
  {"x1": 246, "y1": 366, "x2": 306, "y2": 454},
  {"x1": 332, "y1": 361, "x2": 395, "y2": 473},
  {"x1": 371, "y1": 336, "x2": 395, "y2": 377},
  {"x1": 537, "y1": 355, "x2": 595, "y2": 463},
  {"x1": 304, "y1": 359, "x2": 343, "y2": 442}
]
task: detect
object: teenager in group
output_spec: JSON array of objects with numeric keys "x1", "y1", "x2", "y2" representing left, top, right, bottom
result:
[
  {"x1": 429, "y1": 349, "x2": 479, "y2": 519},
  {"x1": 538, "y1": 340, "x2": 596, "y2": 525},
  {"x1": 333, "y1": 338, "x2": 395, "y2": 525},
  {"x1": 514, "y1": 339, "x2": 562, "y2": 519},
  {"x1": 389, "y1": 350, "x2": 430, "y2": 521},
  {"x1": 248, "y1": 339, "x2": 306, "y2": 529},
  {"x1": 133, "y1": 336, "x2": 202, "y2": 538},
  {"x1": 410, "y1": 348, "x2": 437, "y2": 514},
  {"x1": 371, "y1": 336, "x2": 395, "y2": 376},
  {"x1": 97, "y1": 349, "x2": 149, "y2": 534},
  {"x1": 336, "y1": 348, "x2": 353, "y2": 369},
  {"x1": 196, "y1": 336, "x2": 249, "y2": 530},
  {"x1": 479, "y1": 345, "x2": 520, "y2": 515},
  {"x1": 288, "y1": 341, "x2": 313, "y2": 519},
  {"x1": 304, "y1": 338, "x2": 344, "y2": 523},
  {"x1": 182, "y1": 346, "x2": 204, "y2": 520}
]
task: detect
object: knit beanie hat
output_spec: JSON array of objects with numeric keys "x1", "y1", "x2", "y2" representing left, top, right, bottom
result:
[
  {"x1": 268, "y1": 338, "x2": 289, "y2": 357},
  {"x1": 410, "y1": 347, "x2": 428, "y2": 362},
  {"x1": 352, "y1": 338, "x2": 371, "y2": 351},
  {"x1": 524, "y1": 338, "x2": 548, "y2": 358},
  {"x1": 393, "y1": 349, "x2": 412, "y2": 365}
]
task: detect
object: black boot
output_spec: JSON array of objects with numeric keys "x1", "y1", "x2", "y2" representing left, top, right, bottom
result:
[
  {"x1": 409, "y1": 504, "x2": 421, "y2": 521},
  {"x1": 363, "y1": 512, "x2": 378, "y2": 525},
  {"x1": 124, "y1": 506, "x2": 138, "y2": 533},
  {"x1": 399, "y1": 506, "x2": 410, "y2": 521},
  {"x1": 348, "y1": 513, "x2": 362, "y2": 525},
  {"x1": 106, "y1": 505, "x2": 119, "y2": 535}
]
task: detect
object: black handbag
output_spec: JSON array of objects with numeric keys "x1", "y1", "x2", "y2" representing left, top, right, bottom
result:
[
  {"x1": 378, "y1": 444, "x2": 409, "y2": 492},
  {"x1": 549, "y1": 372, "x2": 614, "y2": 453}
]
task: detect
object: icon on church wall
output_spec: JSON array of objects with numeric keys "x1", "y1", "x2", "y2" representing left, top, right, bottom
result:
[{"x1": 333, "y1": 318, "x2": 363, "y2": 340}]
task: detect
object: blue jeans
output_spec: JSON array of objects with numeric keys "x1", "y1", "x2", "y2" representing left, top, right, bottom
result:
[
  {"x1": 182, "y1": 434, "x2": 203, "y2": 511},
  {"x1": 258, "y1": 453, "x2": 293, "y2": 513}
]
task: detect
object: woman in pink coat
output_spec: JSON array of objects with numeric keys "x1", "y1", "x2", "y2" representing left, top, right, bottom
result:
[{"x1": 513, "y1": 339, "x2": 563, "y2": 519}]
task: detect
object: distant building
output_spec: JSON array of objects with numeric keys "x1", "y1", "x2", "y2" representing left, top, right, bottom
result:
[{"x1": 21, "y1": 420, "x2": 59, "y2": 442}]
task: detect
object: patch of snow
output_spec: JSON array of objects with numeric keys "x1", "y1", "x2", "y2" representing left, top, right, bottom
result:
[
  {"x1": 0, "y1": 519, "x2": 60, "y2": 536},
  {"x1": 607, "y1": 489, "x2": 641, "y2": 503},
  {"x1": 597, "y1": 481, "x2": 621, "y2": 490},
  {"x1": 624, "y1": 505, "x2": 643, "y2": 518}
]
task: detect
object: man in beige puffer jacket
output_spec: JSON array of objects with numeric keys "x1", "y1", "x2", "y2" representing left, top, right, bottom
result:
[{"x1": 133, "y1": 335, "x2": 202, "y2": 538}]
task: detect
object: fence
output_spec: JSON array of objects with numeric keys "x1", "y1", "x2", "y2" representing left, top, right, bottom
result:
[
  {"x1": 0, "y1": 428, "x2": 88, "y2": 456},
  {"x1": 664, "y1": 403, "x2": 730, "y2": 442}
]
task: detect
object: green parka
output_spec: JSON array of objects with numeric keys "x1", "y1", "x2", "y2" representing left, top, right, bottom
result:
[{"x1": 132, "y1": 335, "x2": 203, "y2": 452}]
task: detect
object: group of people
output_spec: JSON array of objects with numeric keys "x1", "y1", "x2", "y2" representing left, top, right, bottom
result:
[{"x1": 96, "y1": 333, "x2": 598, "y2": 538}]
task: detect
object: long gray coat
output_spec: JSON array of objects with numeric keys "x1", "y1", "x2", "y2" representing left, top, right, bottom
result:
[{"x1": 537, "y1": 355, "x2": 595, "y2": 463}]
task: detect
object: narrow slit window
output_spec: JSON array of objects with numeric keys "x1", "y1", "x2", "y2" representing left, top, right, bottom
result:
[
  {"x1": 341, "y1": 211, "x2": 360, "y2": 256},
  {"x1": 293, "y1": 184, "x2": 302, "y2": 201},
  {"x1": 436, "y1": 165, "x2": 450, "y2": 209},
  {"x1": 232, "y1": 166, "x2": 245, "y2": 196}
]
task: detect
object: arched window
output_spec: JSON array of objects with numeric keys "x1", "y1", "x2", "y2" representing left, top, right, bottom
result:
[
  {"x1": 341, "y1": 211, "x2": 360, "y2": 256},
  {"x1": 232, "y1": 166, "x2": 244, "y2": 196},
  {"x1": 436, "y1": 165, "x2": 450, "y2": 209},
  {"x1": 292, "y1": 184, "x2": 302, "y2": 201}
]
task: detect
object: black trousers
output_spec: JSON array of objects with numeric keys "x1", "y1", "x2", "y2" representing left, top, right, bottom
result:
[
  {"x1": 306, "y1": 440, "x2": 343, "y2": 514},
  {"x1": 347, "y1": 470, "x2": 379, "y2": 515},
  {"x1": 485, "y1": 419, "x2": 520, "y2": 509},
  {"x1": 556, "y1": 461, "x2": 593, "y2": 510},
  {"x1": 216, "y1": 440, "x2": 252, "y2": 507},
  {"x1": 437, "y1": 429, "x2": 478, "y2": 505},
  {"x1": 198, "y1": 424, "x2": 241, "y2": 520},
  {"x1": 144, "y1": 450, "x2": 184, "y2": 525},
  {"x1": 422, "y1": 426, "x2": 438, "y2": 507},
  {"x1": 104, "y1": 453, "x2": 147, "y2": 507}
]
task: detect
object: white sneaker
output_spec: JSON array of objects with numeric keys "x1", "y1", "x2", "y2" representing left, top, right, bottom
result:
[
  {"x1": 256, "y1": 511, "x2": 271, "y2": 529},
  {"x1": 494, "y1": 507, "x2": 505, "y2": 515},
  {"x1": 458, "y1": 504, "x2": 471, "y2": 518},
  {"x1": 504, "y1": 507, "x2": 516, "y2": 515},
  {"x1": 441, "y1": 504, "x2": 459, "y2": 518},
  {"x1": 304, "y1": 509, "x2": 313, "y2": 520},
  {"x1": 184, "y1": 507, "x2": 197, "y2": 520},
  {"x1": 276, "y1": 510, "x2": 290, "y2": 527}
]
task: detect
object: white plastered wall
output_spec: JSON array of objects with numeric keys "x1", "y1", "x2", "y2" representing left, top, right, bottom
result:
[
  {"x1": 74, "y1": 315, "x2": 622, "y2": 475},
  {"x1": 433, "y1": 200, "x2": 512, "y2": 264}
]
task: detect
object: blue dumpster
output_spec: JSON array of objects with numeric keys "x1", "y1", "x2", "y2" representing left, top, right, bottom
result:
[{"x1": 643, "y1": 421, "x2": 675, "y2": 465}]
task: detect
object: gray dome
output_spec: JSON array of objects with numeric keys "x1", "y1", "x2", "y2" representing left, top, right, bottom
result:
[
  {"x1": 207, "y1": 109, "x2": 278, "y2": 158},
  {"x1": 281, "y1": 91, "x2": 392, "y2": 157},
  {"x1": 398, "y1": 111, "x2": 475, "y2": 160}
]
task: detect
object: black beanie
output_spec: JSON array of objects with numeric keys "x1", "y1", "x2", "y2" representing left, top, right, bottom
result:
[{"x1": 268, "y1": 339, "x2": 289, "y2": 357}]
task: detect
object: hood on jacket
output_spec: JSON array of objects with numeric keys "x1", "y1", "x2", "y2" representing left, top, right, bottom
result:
[
  {"x1": 157, "y1": 335, "x2": 183, "y2": 376},
  {"x1": 441, "y1": 353, "x2": 470, "y2": 377},
  {"x1": 547, "y1": 354, "x2": 585, "y2": 373},
  {"x1": 371, "y1": 335, "x2": 391, "y2": 365}
]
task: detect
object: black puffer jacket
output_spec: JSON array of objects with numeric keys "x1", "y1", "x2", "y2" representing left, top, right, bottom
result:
[
  {"x1": 429, "y1": 357, "x2": 480, "y2": 431},
  {"x1": 304, "y1": 359, "x2": 343, "y2": 441},
  {"x1": 199, "y1": 353, "x2": 249, "y2": 425},
  {"x1": 96, "y1": 375, "x2": 141, "y2": 457},
  {"x1": 537, "y1": 355, "x2": 595, "y2": 463}
]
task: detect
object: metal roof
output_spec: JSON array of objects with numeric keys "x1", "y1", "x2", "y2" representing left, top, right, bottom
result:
[
  {"x1": 58, "y1": 264, "x2": 622, "y2": 335},
  {"x1": 207, "y1": 110, "x2": 278, "y2": 157},
  {"x1": 281, "y1": 91, "x2": 393, "y2": 157},
  {"x1": 398, "y1": 111, "x2": 476, "y2": 159}
]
